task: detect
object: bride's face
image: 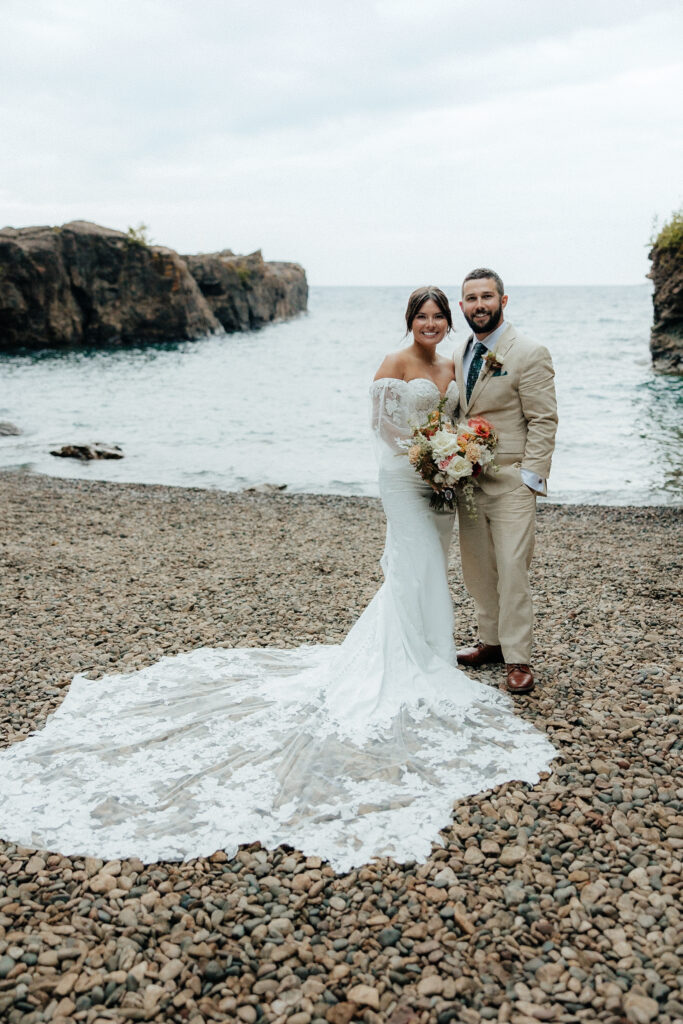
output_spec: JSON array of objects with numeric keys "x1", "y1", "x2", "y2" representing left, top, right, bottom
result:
[{"x1": 411, "y1": 299, "x2": 449, "y2": 348}]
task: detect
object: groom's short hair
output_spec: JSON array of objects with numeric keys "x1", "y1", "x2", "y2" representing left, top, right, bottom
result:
[{"x1": 462, "y1": 268, "x2": 505, "y2": 297}]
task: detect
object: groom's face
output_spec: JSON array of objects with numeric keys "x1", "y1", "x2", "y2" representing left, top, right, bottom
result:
[{"x1": 460, "y1": 278, "x2": 508, "y2": 337}]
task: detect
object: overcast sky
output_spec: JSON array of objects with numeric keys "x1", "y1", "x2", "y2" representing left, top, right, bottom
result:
[{"x1": 2, "y1": 0, "x2": 682, "y2": 285}]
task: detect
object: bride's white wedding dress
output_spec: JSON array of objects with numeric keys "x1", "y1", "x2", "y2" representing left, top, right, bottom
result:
[{"x1": 0, "y1": 379, "x2": 555, "y2": 873}]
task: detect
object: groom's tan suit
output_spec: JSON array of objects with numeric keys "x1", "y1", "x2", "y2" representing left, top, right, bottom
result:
[{"x1": 455, "y1": 322, "x2": 558, "y2": 663}]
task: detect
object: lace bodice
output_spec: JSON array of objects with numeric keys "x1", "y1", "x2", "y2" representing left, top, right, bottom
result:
[{"x1": 370, "y1": 377, "x2": 459, "y2": 459}]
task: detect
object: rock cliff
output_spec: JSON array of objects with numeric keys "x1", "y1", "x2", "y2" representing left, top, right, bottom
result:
[
  {"x1": 181, "y1": 249, "x2": 308, "y2": 333},
  {"x1": 648, "y1": 213, "x2": 683, "y2": 374},
  {"x1": 0, "y1": 221, "x2": 307, "y2": 350}
]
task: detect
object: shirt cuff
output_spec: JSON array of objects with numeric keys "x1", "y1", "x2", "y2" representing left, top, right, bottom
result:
[{"x1": 521, "y1": 469, "x2": 545, "y2": 493}]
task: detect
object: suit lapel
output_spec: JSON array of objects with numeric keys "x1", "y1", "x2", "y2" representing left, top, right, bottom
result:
[
  {"x1": 467, "y1": 323, "x2": 516, "y2": 412},
  {"x1": 455, "y1": 337, "x2": 469, "y2": 415}
]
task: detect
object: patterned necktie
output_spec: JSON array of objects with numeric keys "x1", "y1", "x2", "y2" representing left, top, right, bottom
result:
[{"x1": 466, "y1": 341, "x2": 487, "y2": 402}]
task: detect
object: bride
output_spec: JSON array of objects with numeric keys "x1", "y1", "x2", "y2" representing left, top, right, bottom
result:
[{"x1": 0, "y1": 287, "x2": 555, "y2": 874}]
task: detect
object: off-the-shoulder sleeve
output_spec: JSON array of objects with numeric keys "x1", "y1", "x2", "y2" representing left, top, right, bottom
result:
[{"x1": 369, "y1": 379, "x2": 412, "y2": 458}]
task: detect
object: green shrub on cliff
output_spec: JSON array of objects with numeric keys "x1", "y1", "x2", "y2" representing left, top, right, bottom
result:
[
  {"x1": 126, "y1": 223, "x2": 152, "y2": 247},
  {"x1": 652, "y1": 208, "x2": 683, "y2": 251}
]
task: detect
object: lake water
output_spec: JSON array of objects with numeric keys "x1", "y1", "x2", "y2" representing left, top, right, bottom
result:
[{"x1": 1, "y1": 285, "x2": 681, "y2": 506}]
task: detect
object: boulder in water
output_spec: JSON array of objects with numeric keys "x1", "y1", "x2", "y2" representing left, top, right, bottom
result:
[{"x1": 50, "y1": 443, "x2": 124, "y2": 460}]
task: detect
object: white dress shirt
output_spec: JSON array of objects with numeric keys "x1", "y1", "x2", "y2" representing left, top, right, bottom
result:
[{"x1": 462, "y1": 321, "x2": 546, "y2": 495}]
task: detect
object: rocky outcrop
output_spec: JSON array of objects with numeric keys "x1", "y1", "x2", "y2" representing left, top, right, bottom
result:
[
  {"x1": 0, "y1": 221, "x2": 307, "y2": 350},
  {"x1": 648, "y1": 219, "x2": 683, "y2": 374},
  {"x1": 0, "y1": 222, "x2": 219, "y2": 349},
  {"x1": 182, "y1": 250, "x2": 308, "y2": 332}
]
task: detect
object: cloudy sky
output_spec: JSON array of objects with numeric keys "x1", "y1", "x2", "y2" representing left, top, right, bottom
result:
[{"x1": 2, "y1": 0, "x2": 681, "y2": 285}]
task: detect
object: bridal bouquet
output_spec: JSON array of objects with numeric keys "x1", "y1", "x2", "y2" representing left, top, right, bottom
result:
[{"x1": 400, "y1": 398, "x2": 498, "y2": 513}]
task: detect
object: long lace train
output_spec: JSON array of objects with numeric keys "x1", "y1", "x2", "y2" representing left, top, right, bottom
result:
[{"x1": 0, "y1": 380, "x2": 556, "y2": 873}]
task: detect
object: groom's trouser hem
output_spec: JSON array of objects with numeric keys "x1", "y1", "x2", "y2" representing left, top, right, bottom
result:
[{"x1": 457, "y1": 483, "x2": 536, "y2": 664}]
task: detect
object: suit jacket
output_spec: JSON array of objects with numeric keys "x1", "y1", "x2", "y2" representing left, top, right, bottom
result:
[{"x1": 454, "y1": 323, "x2": 558, "y2": 496}]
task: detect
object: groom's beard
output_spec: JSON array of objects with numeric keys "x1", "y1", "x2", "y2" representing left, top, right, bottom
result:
[{"x1": 463, "y1": 301, "x2": 503, "y2": 336}]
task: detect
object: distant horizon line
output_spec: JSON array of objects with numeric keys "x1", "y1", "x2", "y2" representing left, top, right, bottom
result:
[{"x1": 309, "y1": 281, "x2": 652, "y2": 289}]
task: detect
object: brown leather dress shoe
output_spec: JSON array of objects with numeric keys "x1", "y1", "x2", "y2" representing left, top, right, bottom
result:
[
  {"x1": 457, "y1": 643, "x2": 504, "y2": 667},
  {"x1": 506, "y1": 664, "x2": 535, "y2": 694}
]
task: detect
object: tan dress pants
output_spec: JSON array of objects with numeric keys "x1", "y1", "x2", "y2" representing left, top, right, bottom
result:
[{"x1": 457, "y1": 483, "x2": 537, "y2": 664}]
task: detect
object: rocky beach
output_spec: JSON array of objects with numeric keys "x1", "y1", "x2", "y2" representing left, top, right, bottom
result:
[{"x1": 0, "y1": 471, "x2": 681, "y2": 1024}]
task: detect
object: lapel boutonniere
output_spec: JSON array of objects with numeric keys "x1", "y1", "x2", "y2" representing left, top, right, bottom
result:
[{"x1": 483, "y1": 349, "x2": 504, "y2": 375}]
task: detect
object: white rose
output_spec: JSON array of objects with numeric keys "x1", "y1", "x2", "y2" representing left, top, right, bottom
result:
[
  {"x1": 429, "y1": 429, "x2": 461, "y2": 462},
  {"x1": 443, "y1": 455, "x2": 472, "y2": 481}
]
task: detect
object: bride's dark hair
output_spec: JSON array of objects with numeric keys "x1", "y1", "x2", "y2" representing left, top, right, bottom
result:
[{"x1": 405, "y1": 286, "x2": 453, "y2": 334}]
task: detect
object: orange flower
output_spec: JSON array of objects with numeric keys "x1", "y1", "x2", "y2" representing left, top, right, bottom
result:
[{"x1": 467, "y1": 417, "x2": 493, "y2": 439}]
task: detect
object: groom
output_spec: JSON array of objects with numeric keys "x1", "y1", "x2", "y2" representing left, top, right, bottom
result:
[{"x1": 454, "y1": 268, "x2": 558, "y2": 694}]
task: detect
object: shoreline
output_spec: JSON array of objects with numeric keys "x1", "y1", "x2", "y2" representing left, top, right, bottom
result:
[
  {"x1": 0, "y1": 470, "x2": 681, "y2": 1024},
  {"x1": 1, "y1": 465, "x2": 682, "y2": 510}
]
